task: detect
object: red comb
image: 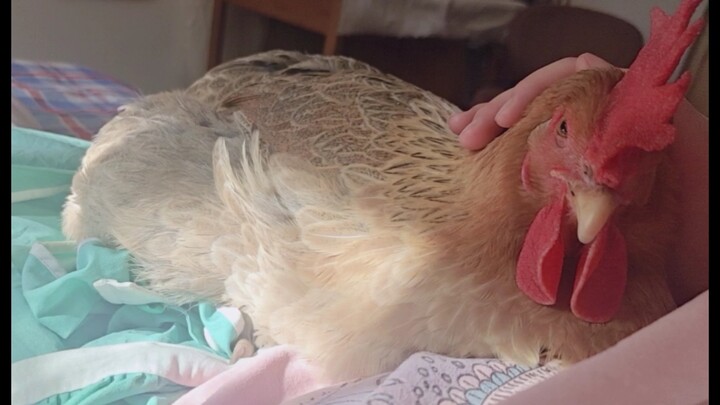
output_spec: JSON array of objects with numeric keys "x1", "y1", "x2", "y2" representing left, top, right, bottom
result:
[{"x1": 586, "y1": 0, "x2": 704, "y2": 188}]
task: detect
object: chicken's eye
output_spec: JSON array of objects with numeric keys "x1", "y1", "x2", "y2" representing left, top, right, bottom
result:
[
  {"x1": 557, "y1": 120, "x2": 568, "y2": 137},
  {"x1": 555, "y1": 119, "x2": 568, "y2": 148}
]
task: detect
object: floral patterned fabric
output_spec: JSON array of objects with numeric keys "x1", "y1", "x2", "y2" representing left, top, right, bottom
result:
[{"x1": 285, "y1": 353, "x2": 561, "y2": 405}]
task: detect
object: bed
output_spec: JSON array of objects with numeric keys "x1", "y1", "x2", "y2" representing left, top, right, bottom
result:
[
  {"x1": 10, "y1": 60, "x2": 708, "y2": 405},
  {"x1": 11, "y1": 60, "x2": 142, "y2": 140}
]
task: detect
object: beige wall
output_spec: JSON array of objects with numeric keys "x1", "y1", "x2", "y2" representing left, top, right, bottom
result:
[{"x1": 11, "y1": 0, "x2": 214, "y2": 94}]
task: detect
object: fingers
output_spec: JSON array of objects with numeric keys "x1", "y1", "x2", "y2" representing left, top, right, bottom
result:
[
  {"x1": 455, "y1": 89, "x2": 515, "y2": 150},
  {"x1": 457, "y1": 110, "x2": 505, "y2": 150},
  {"x1": 450, "y1": 53, "x2": 618, "y2": 151},
  {"x1": 494, "y1": 57, "x2": 578, "y2": 128},
  {"x1": 449, "y1": 88, "x2": 514, "y2": 133},
  {"x1": 448, "y1": 103, "x2": 485, "y2": 134}
]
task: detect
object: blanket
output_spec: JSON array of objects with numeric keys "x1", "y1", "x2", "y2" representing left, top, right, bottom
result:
[{"x1": 11, "y1": 60, "x2": 140, "y2": 139}]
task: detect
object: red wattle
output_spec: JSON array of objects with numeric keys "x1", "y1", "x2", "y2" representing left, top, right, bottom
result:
[
  {"x1": 516, "y1": 198, "x2": 566, "y2": 305},
  {"x1": 571, "y1": 222, "x2": 628, "y2": 323}
]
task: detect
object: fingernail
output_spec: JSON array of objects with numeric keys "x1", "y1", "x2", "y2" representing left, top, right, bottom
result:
[
  {"x1": 458, "y1": 122, "x2": 490, "y2": 151},
  {"x1": 495, "y1": 99, "x2": 514, "y2": 127},
  {"x1": 458, "y1": 124, "x2": 475, "y2": 145},
  {"x1": 577, "y1": 53, "x2": 609, "y2": 71},
  {"x1": 448, "y1": 113, "x2": 465, "y2": 134}
]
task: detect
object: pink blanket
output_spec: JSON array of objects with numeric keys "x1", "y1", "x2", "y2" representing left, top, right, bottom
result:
[
  {"x1": 174, "y1": 344, "x2": 562, "y2": 405},
  {"x1": 171, "y1": 291, "x2": 708, "y2": 405},
  {"x1": 173, "y1": 346, "x2": 328, "y2": 405}
]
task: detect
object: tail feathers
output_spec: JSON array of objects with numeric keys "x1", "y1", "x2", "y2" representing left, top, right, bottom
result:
[
  {"x1": 213, "y1": 130, "x2": 294, "y2": 239},
  {"x1": 212, "y1": 128, "x2": 305, "y2": 308}
]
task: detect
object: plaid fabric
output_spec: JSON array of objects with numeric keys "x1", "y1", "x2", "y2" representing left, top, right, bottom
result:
[{"x1": 11, "y1": 60, "x2": 142, "y2": 140}]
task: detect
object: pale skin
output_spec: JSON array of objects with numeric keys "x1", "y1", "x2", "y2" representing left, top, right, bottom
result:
[{"x1": 449, "y1": 53, "x2": 708, "y2": 305}]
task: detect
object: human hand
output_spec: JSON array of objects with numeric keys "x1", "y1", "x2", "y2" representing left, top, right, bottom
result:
[{"x1": 448, "y1": 53, "x2": 614, "y2": 150}]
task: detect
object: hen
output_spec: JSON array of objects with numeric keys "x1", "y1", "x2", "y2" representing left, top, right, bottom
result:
[{"x1": 62, "y1": 0, "x2": 702, "y2": 380}]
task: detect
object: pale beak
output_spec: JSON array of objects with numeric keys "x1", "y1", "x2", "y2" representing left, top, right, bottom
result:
[{"x1": 573, "y1": 188, "x2": 617, "y2": 244}]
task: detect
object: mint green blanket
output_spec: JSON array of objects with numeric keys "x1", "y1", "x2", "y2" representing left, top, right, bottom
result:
[{"x1": 11, "y1": 128, "x2": 246, "y2": 404}]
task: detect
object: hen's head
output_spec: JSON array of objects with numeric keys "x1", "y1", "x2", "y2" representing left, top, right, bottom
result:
[
  {"x1": 516, "y1": 0, "x2": 703, "y2": 323},
  {"x1": 521, "y1": 68, "x2": 635, "y2": 241}
]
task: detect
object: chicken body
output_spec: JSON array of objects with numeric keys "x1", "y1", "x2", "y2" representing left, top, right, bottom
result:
[{"x1": 63, "y1": 51, "x2": 677, "y2": 380}]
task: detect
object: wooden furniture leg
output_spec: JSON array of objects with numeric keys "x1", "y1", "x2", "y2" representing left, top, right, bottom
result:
[
  {"x1": 321, "y1": 0, "x2": 342, "y2": 55},
  {"x1": 207, "y1": 0, "x2": 343, "y2": 67}
]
